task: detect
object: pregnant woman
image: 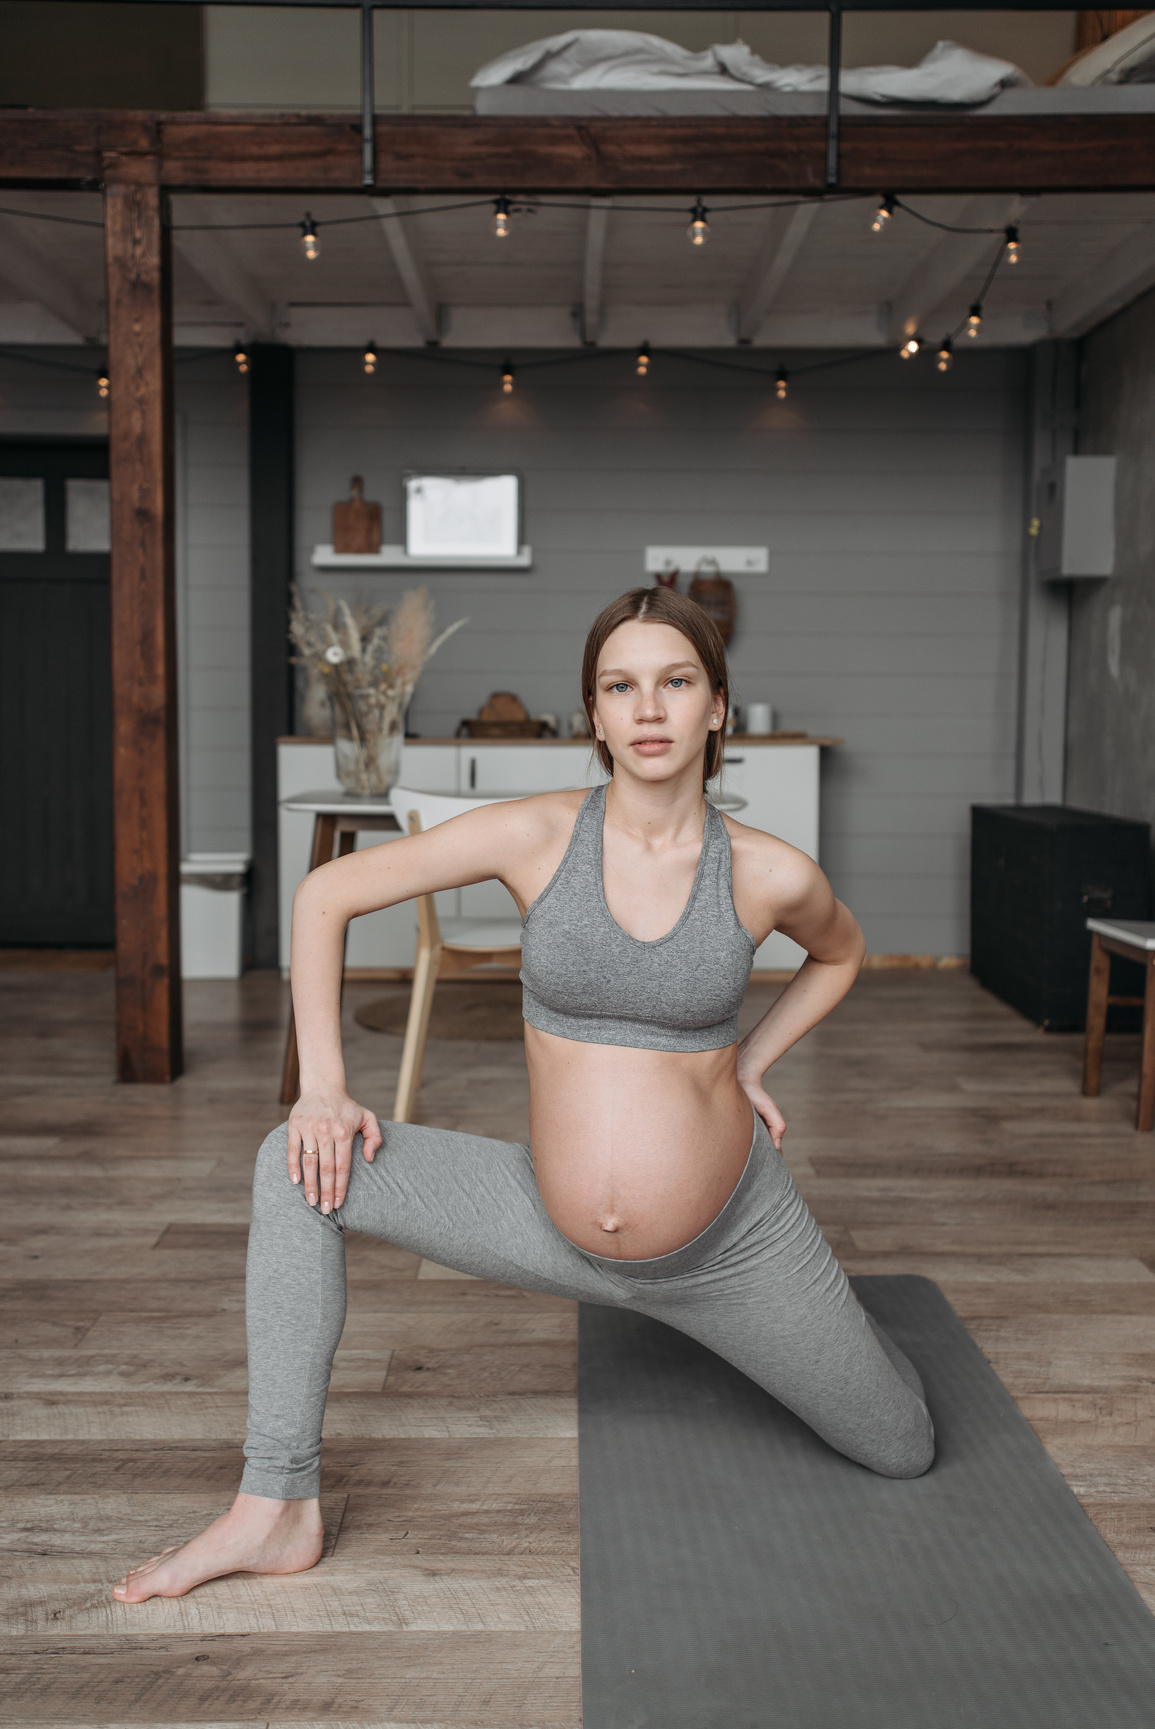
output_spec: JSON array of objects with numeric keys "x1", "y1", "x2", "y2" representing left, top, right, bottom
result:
[{"x1": 114, "y1": 585, "x2": 933, "y2": 1602}]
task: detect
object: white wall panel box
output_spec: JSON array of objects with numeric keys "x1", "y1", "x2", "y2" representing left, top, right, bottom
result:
[
  {"x1": 180, "y1": 854, "x2": 250, "y2": 979},
  {"x1": 1036, "y1": 455, "x2": 1116, "y2": 579},
  {"x1": 645, "y1": 546, "x2": 769, "y2": 575}
]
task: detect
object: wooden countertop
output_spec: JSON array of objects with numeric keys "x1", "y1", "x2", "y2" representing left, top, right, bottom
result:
[{"x1": 278, "y1": 734, "x2": 842, "y2": 747}]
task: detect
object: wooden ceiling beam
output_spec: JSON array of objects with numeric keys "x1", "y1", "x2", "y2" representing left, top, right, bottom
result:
[
  {"x1": 2, "y1": 112, "x2": 1155, "y2": 195},
  {"x1": 371, "y1": 195, "x2": 440, "y2": 343},
  {"x1": 581, "y1": 197, "x2": 612, "y2": 345}
]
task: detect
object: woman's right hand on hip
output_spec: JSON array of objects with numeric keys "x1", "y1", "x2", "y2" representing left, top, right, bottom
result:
[{"x1": 287, "y1": 1090, "x2": 384, "y2": 1213}]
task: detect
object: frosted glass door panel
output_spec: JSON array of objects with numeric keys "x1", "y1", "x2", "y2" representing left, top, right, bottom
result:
[
  {"x1": 66, "y1": 478, "x2": 111, "y2": 551},
  {"x1": 0, "y1": 477, "x2": 45, "y2": 550}
]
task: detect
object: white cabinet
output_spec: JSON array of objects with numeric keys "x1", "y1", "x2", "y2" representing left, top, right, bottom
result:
[
  {"x1": 276, "y1": 738, "x2": 828, "y2": 977},
  {"x1": 716, "y1": 745, "x2": 821, "y2": 972}
]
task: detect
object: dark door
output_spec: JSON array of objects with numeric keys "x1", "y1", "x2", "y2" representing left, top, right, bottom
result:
[{"x1": 0, "y1": 440, "x2": 113, "y2": 945}]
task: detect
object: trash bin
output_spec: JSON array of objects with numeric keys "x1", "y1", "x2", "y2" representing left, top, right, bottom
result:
[{"x1": 180, "y1": 853, "x2": 250, "y2": 979}]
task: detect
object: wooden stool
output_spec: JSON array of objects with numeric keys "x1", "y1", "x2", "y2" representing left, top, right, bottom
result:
[
  {"x1": 278, "y1": 790, "x2": 400, "y2": 1107},
  {"x1": 1082, "y1": 918, "x2": 1155, "y2": 1132}
]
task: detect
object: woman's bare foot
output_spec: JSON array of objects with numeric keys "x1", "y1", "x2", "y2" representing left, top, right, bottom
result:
[{"x1": 112, "y1": 1492, "x2": 324, "y2": 1602}]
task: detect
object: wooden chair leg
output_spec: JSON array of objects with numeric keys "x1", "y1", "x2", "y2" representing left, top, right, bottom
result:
[
  {"x1": 1082, "y1": 932, "x2": 1110, "y2": 1099},
  {"x1": 393, "y1": 934, "x2": 443, "y2": 1122},
  {"x1": 1138, "y1": 956, "x2": 1155, "y2": 1133},
  {"x1": 279, "y1": 812, "x2": 338, "y2": 1106}
]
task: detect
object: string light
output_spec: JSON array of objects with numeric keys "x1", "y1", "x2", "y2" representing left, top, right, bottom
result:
[
  {"x1": 96, "y1": 371, "x2": 109, "y2": 399},
  {"x1": 636, "y1": 342, "x2": 651, "y2": 377},
  {"x1": 687, "y1": 201, "x2": 709, "y2": 246},
  {"x1": 363, "y1": 340, "x2": 377, "y2": 375},
  {"x1": 900, "y1": 336, "x2": 922, "y2": 360},
  {"x1": 775, "y1": 367, "x2": 789, "y2": 401},
  {"x1": 493, "y1": 196, "x2": 512, "y2": 239},
  {"x1": 871, "y1": 195, "x2": 895, "y2": 233},
  {"x1": 1004, "y1": 225, "x2": 1021, "y2": 264},
  {"x1": 234, "y1": 345, "x2": 249, "y2": 374},
  {"x1": 966, "y1": 302, "x2": 983, "y2": 338},
  {"x1": 501, "y1": 359, "x2": 515, "y2": 394},
  {"x1": 936, "y1": 337, "x2": 953, "y2": 373},
  {"x1": 299, "y1": 213, "x2": 320, "y2": 261}
]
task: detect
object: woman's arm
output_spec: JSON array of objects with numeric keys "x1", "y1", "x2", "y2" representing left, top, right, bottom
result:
[
  {"x1": 732, "y1": 841, "x2": 865, "y2": 1150},
  {"x1": 286, "y1": 797, "x2": 553, "y2": 1213}
]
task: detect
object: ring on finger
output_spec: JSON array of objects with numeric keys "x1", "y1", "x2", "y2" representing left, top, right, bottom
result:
[{"x1": 302, "y1": 1147, "x2": 319, "y2": 1157}]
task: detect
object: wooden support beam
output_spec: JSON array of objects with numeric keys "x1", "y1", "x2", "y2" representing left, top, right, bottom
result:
[
  {"x1": 2, "y1": 111, "x2": 1155, "y2": 195},
  {"x1": 103, "y1": 169, "x2": 182, "y2": 1083}
]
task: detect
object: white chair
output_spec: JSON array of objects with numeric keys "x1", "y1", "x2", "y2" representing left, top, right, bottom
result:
[{"x1": 388, "y1": 787, "x2": 523, "y2": 1122}]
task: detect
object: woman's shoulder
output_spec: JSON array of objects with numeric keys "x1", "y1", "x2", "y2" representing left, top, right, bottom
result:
[
  {"x1": 721, "y1": 811, "x2": 825, "y2": 902},
  {"x1": 480, "y1": 785, "x2": 594, "y2": 843}
]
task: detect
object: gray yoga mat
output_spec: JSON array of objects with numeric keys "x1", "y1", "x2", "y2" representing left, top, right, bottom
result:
[{"x1": 578, "y1": 1276, "x2": 1155, "y2": 1729}]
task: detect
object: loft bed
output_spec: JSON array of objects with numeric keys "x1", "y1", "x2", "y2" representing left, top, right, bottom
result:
[{"x1": 7, "y1": 0, "x2": 1155, "y2": 1083}]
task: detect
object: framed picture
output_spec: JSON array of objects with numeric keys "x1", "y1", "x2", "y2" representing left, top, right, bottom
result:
[{"x1": 404, "y1": 472, "x2": 520, "y2": 561}]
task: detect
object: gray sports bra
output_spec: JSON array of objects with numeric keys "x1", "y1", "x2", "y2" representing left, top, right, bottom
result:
[{"x1": 520, "y1": 783, "x2": 756, "y2": 1053}]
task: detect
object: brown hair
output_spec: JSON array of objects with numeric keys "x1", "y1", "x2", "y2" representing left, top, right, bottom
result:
[{"x1": 581, "y1": 587, "x2": 729, "y2": 783}]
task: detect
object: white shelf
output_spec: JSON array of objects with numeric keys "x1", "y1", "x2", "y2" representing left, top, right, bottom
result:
[{"x1": 311, "y1": 543, "x2": 533, "y2": 570}]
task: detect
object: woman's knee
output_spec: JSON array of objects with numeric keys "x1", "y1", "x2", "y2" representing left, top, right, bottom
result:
[{"x1": 251, "y1": 1121, "x2": 308, "y2": 1223}]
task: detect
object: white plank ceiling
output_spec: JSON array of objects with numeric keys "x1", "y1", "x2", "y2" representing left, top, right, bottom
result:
[{"x1": 1, "y1": 187, "x2": 1153, "y2": 352}]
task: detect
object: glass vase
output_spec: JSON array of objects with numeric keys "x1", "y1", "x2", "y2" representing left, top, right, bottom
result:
[{"x1": 330, "y1": 687, "x2": 404, "y2": 797}]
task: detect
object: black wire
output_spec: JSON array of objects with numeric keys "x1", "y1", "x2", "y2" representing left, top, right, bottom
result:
[{"x1": 892, "y1": 195, "x2": 1011, "y2": 236}]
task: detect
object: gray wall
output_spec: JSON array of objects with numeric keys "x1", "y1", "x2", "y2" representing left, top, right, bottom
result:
[
  {"x1": 295, "y1": 347, "x2": 1025, "y2": 956},
  {"x1": 1066, "y1": 288, "x2": 1155, "y2": 843}
]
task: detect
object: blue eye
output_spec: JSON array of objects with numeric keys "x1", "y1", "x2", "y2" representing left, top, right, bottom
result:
[
  {"x1": 611, "y1": 682, "x2": 630, "y2": 693},
  {"x1": 668, "y1": 677, "x2": 686, "y2": 688}
]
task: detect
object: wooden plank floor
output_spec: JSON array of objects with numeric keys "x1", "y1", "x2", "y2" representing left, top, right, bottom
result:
[{"x1": 1, "y1": 964, "x2": 1153, "y2": 1726}]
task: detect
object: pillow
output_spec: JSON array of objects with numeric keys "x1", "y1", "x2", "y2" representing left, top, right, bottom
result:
[{"x1": 1058, "y1": 12, "x2": 1155, "y2": 86}]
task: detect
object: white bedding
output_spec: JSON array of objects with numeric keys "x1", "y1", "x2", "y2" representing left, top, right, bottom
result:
[
  {"x1": 471, "y1": 31, "x2": 1030, "y2": 108},
  {"x1": 473, "y1": 83, "x2": 1155, "y2": 118}
]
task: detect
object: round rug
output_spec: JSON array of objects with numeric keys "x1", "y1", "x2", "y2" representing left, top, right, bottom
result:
[{"x1": 354, "y1": 981, "x2": 525, "y2": 1041}]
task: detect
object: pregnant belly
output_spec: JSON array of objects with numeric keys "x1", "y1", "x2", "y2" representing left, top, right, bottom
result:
[{"x1": 524, "y1": 1024, "x2": 754, "y2": 1259}]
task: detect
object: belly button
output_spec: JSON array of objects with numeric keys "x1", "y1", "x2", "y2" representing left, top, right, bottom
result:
[{"x1": 599, "y1": 1215, "x2": 624, "y2": 1234}]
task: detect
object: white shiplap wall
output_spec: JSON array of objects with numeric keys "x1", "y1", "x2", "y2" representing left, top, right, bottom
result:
[
  {"x1": 176, "y1": 354, "x2": 250, "y2": 854},
  {"x1": 295, "y1": 348, "x2": 1025, "y2": 956}
]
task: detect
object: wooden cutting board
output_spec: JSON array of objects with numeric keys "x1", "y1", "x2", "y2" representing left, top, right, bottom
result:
[{"x1": 333, "y1": 475, "x2": 381, "y2": 555}]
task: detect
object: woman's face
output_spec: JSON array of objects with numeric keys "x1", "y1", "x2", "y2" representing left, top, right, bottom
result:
[{"x1": 590, "y1": 620, "x2": 725, "y2": 783}]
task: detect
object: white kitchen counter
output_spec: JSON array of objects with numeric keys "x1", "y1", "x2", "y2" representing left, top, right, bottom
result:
[{"x1": 277, "y1": 735, "x2": 838, "y2": 976}]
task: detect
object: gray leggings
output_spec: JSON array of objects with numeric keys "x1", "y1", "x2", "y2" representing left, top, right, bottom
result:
[{"x1": 242, "y1": 1113, "x2": 934, "y2": 1499}]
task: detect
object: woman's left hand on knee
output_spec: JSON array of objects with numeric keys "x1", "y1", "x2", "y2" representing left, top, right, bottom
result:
[{"x1": 288, "y1": 1090, "x2": 384, "y2": 1212}]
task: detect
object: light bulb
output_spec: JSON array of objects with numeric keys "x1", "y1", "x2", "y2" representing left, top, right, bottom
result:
[
  {"x1": 234, "y1": 346, "x2": 249, "y2": 375},
  {"x1": 900, "y1": 336, "x2": 921, "y2": 360},
  {"x1": 687, "y1": 201, "x2": 709, "y2": 246},
  {"x1": 871, "y1": 195, "x2": 895, "y2": 233},
  {"x1": 493, "y1": 196, "x2": 512, "y2": 239},
  {"x1": 775, "y1": 367, "x2": 789, "y2": 401},
  {"x1": 636, "y1": 342, "x2": 651, "y2": 377},
  {"x1": 1004, "y1": 225, "x2": 1021, "y2": 265},
  {"x1": 501, "y1": 360, "x2": 515, "y2": 395},
  {"x1": 96, "y1": 371, "x2": 109, "y2": 399},
  {"x1": 936, "y1": 338, "x2": 953, "y2": 373},
  {"x1": 300, "y1": 213, "x2": 320, "y2": 261},
  {"x1": 966, "y1": 302, "x2": 983, "y2": 339},
  {"x1": 363, "y1": 341, "x2": 377, "y2": 376}
]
